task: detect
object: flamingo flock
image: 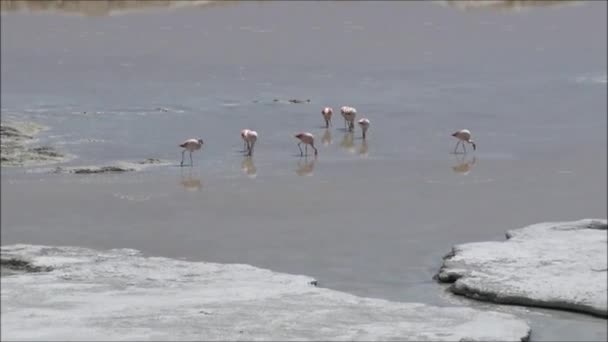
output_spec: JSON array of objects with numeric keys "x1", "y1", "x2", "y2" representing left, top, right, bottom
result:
[{"x1": 179, "y1": 105, "x2": 476, "y2": 167}]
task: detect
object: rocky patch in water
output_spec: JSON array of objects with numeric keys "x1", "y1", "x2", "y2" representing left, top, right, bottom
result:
[
  {"x1": 1, "y1": 257, "x2": 53, "y2": 276},
  {"x1": 51, "y1": 159, "x2": 168, "y2": 174},
  {"x1": 1, "y1": 121, "x2": 66, "y2": 167},
  {"x1": 262, "y1": 98, "x2": 312, "y2": 104}
]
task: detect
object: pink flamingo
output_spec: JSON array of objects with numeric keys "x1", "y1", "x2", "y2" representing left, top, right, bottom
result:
[
  {"x1": 295, "y1": 132, "x2": 318, "y2": 156},
  {"x1": 358, "y1": 118, "x2": 370, "y2": 139},
  {"x1": 242, "y1": 129, "x2": 258, "y2": 156},
  {"x1": 451, "y1": 129, "x2": 476, "y2": 153},
  {"x1": 179, "y1": 138, "x2": 204, "y2": 166},
  {"x1": 340, "y1": 106, "x2": 357, "y2": 131},
  {"x1": 240, "y1": 129, "x2": 250, "y2": 151},
  {"x1": 321, "y1": 107, "x2": 333, "y2": 128}
]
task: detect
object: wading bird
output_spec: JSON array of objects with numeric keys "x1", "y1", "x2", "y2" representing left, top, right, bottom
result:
[
  {"x1": 295, "y1": 132, "x2": 318, "y2": 156},
  {"x1": 451, "y1": 129, "x2": 476, "y2": 153},
  {"x1": 358, "y1": 118, "x2": 370, "y2": 139},
  {"x1": 179, "y1": 138, "x2": 204, "y2": 166},
  {"x1": 340, "y1": 106, "x2": 357, "y2": 131},
  {"x1": 321, "y1": 107, "x2": 333, "y2": 128},
  {"x1": 243, "y1": 130, "x2": 258, "y2": 156},
  {"x1": 240, "y1": 129, "x2": 250, "y2": 151}
]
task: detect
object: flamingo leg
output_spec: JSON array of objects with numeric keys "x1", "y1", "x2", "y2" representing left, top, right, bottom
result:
[
  {"x1": 453, "y1": 141, "x2": 460, "y2": 154},
  {"x1": 189, "y1": 151, "x2": 193, "y2": 166},
  {"x1": 181, "y1": 150, "x2": 185, "y2": 166},
  {"x1": 298, "y1": 142, "x2": 303, "y2": 156},
  {"x1": 462, "y1": 142, "x2": 467, "y2": 154},
  {"x1": 305, "y1": 144, "x2": 308, "y2": 156},
  {"x1": 312, "y1": 144, "x2": 318, "y2": 156}
]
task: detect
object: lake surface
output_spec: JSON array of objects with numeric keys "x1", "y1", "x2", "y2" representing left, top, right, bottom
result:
[{"x1": 1, "y1": 1, "x2": 607, "y2": 340}]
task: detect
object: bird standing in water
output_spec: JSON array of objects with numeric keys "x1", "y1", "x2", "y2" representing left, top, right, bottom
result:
[
  {"x1": 243, "y1": 130, "x2": 258, "y2": 156},
  {"x1": 240, "y1": 129, "x2": 250, "y2": 151},
  {"x1": 451, "y1": 129, "x2": 476, "y2": 153},
  {"x1": 358, "y1": 118, "x2": 370, "y2": 139},
  {"x1": 340, "y1": 106, "x2": 357, "y2": 131},
  {"x1": 179, "y1": 138, "x2": 204, "y2": 166},
  {"x1": 321, "y1": 107, "x2": 333, "y2": 128},
  {"x1": 295, "y1": 132, "x2": 318, "y2": 156}
]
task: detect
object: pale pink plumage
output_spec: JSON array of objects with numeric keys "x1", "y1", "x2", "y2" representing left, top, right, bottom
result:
[
  {"x1": 358, "y1": 118, "x2": 370, "y2": 139},
  {"x1": 451, "y1": 129, "x2": 476, "y2": 153},
  {"x1": 243, "y1": 129, "x2": 258, "y2": 156},
  {"x1": 179, "y1": 138, "x2": 204, "y2": 166},
  {"x1": 340, "y1": 106, "x2": 357, "y2": 131},
  {"x1": 321, "y1": 107, "x2": 333, "y2": 128},
  {"x1": 295, "y1": 132, "x2": 318, "y2": 156}
]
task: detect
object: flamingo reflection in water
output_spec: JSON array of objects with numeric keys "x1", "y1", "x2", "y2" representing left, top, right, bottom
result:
[
  {"x1": 358, "y1": 139, "x2": 369, "y2": 158},
  {"x1": 340, "y1": 132, "x2": 356, "y2": 154},
  {"x1": 452, "y1": 154, "x2": 477, "y2": 175},
  {"x1": 179, "y1": 168, "x2": 203, "y2": 191},
  {"x1": 321, "y1": 129, "x2": 332, "y2": 146},
  {"x1": 296, "y1": 156, "x2": 316, "y2": 176},
  {"x1": 241, "y1": 156, "x2": 257, "y2": 178}
]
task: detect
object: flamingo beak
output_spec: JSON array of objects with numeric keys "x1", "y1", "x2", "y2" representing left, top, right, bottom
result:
[{"x1": 472, "y1": 142, "x2": 476, "y2": 151}]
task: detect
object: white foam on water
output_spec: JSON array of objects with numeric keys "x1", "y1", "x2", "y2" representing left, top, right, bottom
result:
[{"x1": 574, "y1": 74, "x2": 607, "y2": 85}]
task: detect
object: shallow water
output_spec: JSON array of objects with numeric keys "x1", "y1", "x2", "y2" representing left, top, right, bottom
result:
[{"x1": 1, "y1": 1, "x2": 607, "y2": 341}]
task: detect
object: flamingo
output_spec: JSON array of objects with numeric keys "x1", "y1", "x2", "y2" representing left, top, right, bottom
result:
[
  {"x1": 179, "y1": 138, "x2": 204, "y2": 166},
  {"x1": 321, "y1": 107, "x2": 333, "y2": 128},
  {"x1": 451, "y1": 129, "x2": 476, "y2": 153},
  {"x1": 240, "y1": 129, "x2": 250, "y2": 151},
  {"x1": 243, "y1": 130, "x2": 258, "y2": 156},
  {"x1": 340, "y1": 106, "x2": 357, "y2": 131},
  {"x1": 358, "y1": 118, "x2": 370, "y2": 139},
  {"x1": 295, "y1": 132, "x2": 318, "y2": 156}
]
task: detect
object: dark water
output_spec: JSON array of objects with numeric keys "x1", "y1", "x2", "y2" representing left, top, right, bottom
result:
[{"x1": 1, "y1": 1, "x2": 607, "y2": 340}]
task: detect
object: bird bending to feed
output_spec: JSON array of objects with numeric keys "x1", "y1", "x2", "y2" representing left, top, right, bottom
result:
[
  {"x1": 295, "y1": 132, "x2": 318, "y2": 156},
  {"x1": 451, "y1": 129, "x2": 476, "y2": 153},
  {"x1": 340, "y1": 106, "x2": 357, "y2": 131},
  {"x1": 240, "y1": 129, "x2": 250, "y2": 151},
  {"x1": 179, "y1": 138, "x2": 204, "y2": 166},
  {"x1": 358, "y1": 118, "x2": 370, "y2": 139},
  {"x1": 321, "y1": 107, "x2": 333, "y2": 128},
  {"x1": 242, "y1": 129, "x2": 258, "y2": 156}
]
